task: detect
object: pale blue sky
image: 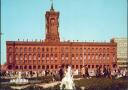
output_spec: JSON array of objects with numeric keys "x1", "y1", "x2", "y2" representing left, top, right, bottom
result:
[{"x1": 1, "y1": 0, "x2": 127, "y2": 64}]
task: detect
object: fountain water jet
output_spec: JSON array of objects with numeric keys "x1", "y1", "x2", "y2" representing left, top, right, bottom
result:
[
  {"x1": 10, "y1": 72, "x2": 28, "y2": 84},
  {"x1": 60, "y1": 65, "x2": 75, "y2": 90}
]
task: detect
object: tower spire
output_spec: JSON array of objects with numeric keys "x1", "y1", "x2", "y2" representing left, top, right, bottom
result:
[{"x1": 50, "y1": 0, "x2": 54, "y2": 11}]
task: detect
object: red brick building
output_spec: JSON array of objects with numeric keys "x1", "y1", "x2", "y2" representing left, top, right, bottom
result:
[{"x1": 6, "y1": 5, "x2": 117, "y2": 71}]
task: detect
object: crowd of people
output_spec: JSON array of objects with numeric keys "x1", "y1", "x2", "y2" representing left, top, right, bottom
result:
[
  {"x1": 0, "y1": 65, "x2": 128, "y2": 81},
  {"x1": 81, "y1": 66, "x2": 128, "y2": 79}
]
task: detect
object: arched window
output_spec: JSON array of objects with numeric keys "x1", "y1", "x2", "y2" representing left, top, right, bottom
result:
[
  {"x1": 95, "y1": 48, "x2": 98, "y2": 52},
  {"x1": 84, "y1": 54, "x2": 86, "y2": 59},
  {"x1": 55, "y1": 54, "x2": 57, "y2": 60},
  {"x1": 55, "y1": 54, "x2": 57, "y2": 57},
  {"x1": 99, "y1": 48, "x2": 102, "y2": 52},
  {"x1": 9, "y1": 54, "x2": 12, "y2": 63},
  {"x1": 51, "y1": 48, "x2": 53, "y2": 52},
  {"x1": 46, "y1": 54, "x2": 49, "y2": 60},
  {"x1": 46, "y1": 48, "x2": 49, "y2": 52},
  {"x1": 33, "y1": 54, "x2": 36, "y2": 60},
  {"x1": 113, "y1": 54, "x2": 115, "y2": 60},
  {"x1": 29, "y1": 47, "x2": 31, "y2": 52},
  {"x1": 42, "y1": 54, "x2": 44, "y2": 57},
  {"x1": 42, "y1": 65, "x2": 45, "y2": 69},
  {"x1": 24, "y1": 47, "x2": 27, "y2": 52},
  {"x1": 24, "y1": 54, "x2": 27, "y2": 60},
  {"x1": 15, "y1": 54, "x2": 18, "y2": 60},
  {"x1": 50, "y1": 18, "x2": 55, "y2": 26},
  {"x1": 113, "y1": 48, "x2": 115, "y2": 51},
  {"x1": 72, "y1": 54, "x2": 74, "y2": 57},
  {"x1": 42, "y1": 48, "x2": 44, "y2": 52},
  {"x1": 61, "y1": 54, "x2": 64, "y2": 60},
  {"x1": 88, "y1": 48, "x2": 90, "y2": 52},
  {"x1": 55, "y1": 48, "x2": 57, "y2": 51},
  {"x1": 20, "y1": 48, "x2": 23, "y2": 52},
  {"x1": 15, "y1": 47, "x2": 18, "y2": 52},
  {"x1": 71, "y1": 48, "x2": 74, "y2": 51},
  {"x1": 103, "y1": 48, "x2": 105, "y2": 52},
  {"x1": 92, "y1": 54, "x2": 94, "y2": 60},
  {"x1": 65, "y1": 47, "x2": 68, "y2": 52},
  {"x1": 37, "y1": 48, "x2": 40, "y2": 52},
  {"x1": 42, "y1": 54, "x2": 45, "y2": 60},
  {"x1": 29, "y1": 66, "x2": 32, "y2": 69},
  {"x1": 107, "y1": 48, "x2": 109, "y2": 52},
  {"x1": 76, "y1": 54, "x2": 78, "y2": 60},
  {"x1": 55, "y1": 65, "x2": 58, "y2": 69},
  {"x1": 33, "y1": 66, "x2": 36, "y2": 69},
  {"x1": 80, "y1": 54, "x2": 82, "y2": 60},
  {"x1": 33, "y1": 48, "x2": 36, "y2": 52},
  {"x1": 107, "y1": 54, "x2": 109, "y2": 60},
  {"x1": 51, "y1": 65, "x2": 53, "y2": 69},
  {"x1": 46, "y1": 54, "x2": 49, "y2": 57},
  {"x1": 76, "y1": 48, "x2": 78, "y2": 52},
  {"x1": 20, "y1": 54, "x2": 23, "y2": 60},
  {"x1": 72, "y1": 54, "x2": 74, "y2": 60},
  {"x1": 103, "y1": 54, "x2": 105, "y2": 60},
  {"x1": 8, "y1": 47, "x2": 12, "y2": 52},
  {"x1": 51, "y1": 54, "x2": 53, "y2": 57},
  {"x1": 46, "y1": 65, "x2": 49, "y2": 69},
  {"x1": 20, "y1": 66, "x2": 23, "y2": 69},
  {"x1": 80, "y1": 48, "x2": 82, "y2": 52},
  {"x1": 84, "y1": 48, "x2": 86, "y2": 52},
  {"x1": 61, "y1": 47, "x2": 64, "y2": 52},
  {"x1": 15, "y1": 66, "x2": 18, "y2": 69},
  {"x1": 24, "y1": 66, "x2": 27, "y2": 69},
  {"x1": 38, "y1": 65, "x2": 41, "y2": 69},
  {"x1": 38, "y1": 54, "x2": 40, "y2": 60},
  {"x1": 99, "y1": 54, "x2": 102, "y2": 60},
  {"x1": 29, "y1": 54, "x2": 32, "y2": 60},
  {"x1": 92, "y1": 48, "x2": 94, "y2": 52},
  {"x1": 51, "y1": 54, "x2": 53, "y2": 60}
]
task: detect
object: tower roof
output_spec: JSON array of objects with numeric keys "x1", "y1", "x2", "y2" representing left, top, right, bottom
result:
[{"x1": 50, "y1": 2, "x2": 54, "y2": 11}]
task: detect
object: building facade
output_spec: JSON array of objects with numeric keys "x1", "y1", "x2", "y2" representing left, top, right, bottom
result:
[
  {"x1": 6, "y1": 5, "x2": 117, "y2": 71},
  {"x1": 113, "y1": 38, "x2": 128, "y2": 69}
]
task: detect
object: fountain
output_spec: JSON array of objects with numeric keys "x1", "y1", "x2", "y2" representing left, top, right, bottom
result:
[
  {"x1": 60, "y1": 65, "x2": 75, "y2": 90},
  {"x1": 10, "y1": 72, "x2": 29, "y2": 89},
  {"x1": 10, "y1": 72, "x2": 28, "y2": 84}
]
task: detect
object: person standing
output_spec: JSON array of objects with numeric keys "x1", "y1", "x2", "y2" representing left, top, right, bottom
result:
[
  {"x1": 85, "y1": 66, "x2": 89, "y2": 78},
  {"x1": 59, "y1": 65, "x2": 64, "y2": 81}
]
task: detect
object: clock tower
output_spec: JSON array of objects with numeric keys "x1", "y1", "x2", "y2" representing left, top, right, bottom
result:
[{"x1": 45, "y1": 3, "x2": 60, "y2": 42}]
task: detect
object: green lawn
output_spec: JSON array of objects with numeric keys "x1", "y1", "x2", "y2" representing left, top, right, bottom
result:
[{"x1": 74, "y1": 77, "x2": 128, "y2": 90}]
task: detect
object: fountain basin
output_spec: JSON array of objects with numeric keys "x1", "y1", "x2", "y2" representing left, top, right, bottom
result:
[{"x1": 10, "y1": 78, "x2": 28, "y2": 84}]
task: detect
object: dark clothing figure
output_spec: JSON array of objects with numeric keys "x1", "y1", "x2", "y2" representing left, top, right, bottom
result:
[
  {"x1": 103, "y1": 67, "x2": 107, "y2": 77},
  {"x1": 108, "y1": 68, "x2": 111, "y2": 78},
  {"x1": 85, "y1": 67, "x2": 89, "y2": 78},
  {"x1": 45, "y1": 70, "x2": 49, "y2": 76},
  {"x1": 59, "y1": 68, "x2": 64, "y2": 81},
  {"x1": 96, "y1": 67, "x2": 101, "y2": 77}
]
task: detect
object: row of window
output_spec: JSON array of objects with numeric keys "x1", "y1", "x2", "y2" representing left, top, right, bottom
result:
[
  {"x1": 8, "y1": 53, "x2": 115, "y2": 60},
  {"x1": 8, "y1": 47, "x2": 115, "y2": 52},
  {"x1": 15, "y1": 65, "x2": 58, "y2": 70},
  {"x1": 14, "y1": 64, "x2": 112, "y2": 70},
  {"x1": 15, "y1": 60, "x2": 57, "y2": 64}
]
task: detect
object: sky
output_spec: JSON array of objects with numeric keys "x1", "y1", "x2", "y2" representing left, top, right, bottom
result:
[{"x1": 1, "y1": 0, "x2": 127, "y2": 64}]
